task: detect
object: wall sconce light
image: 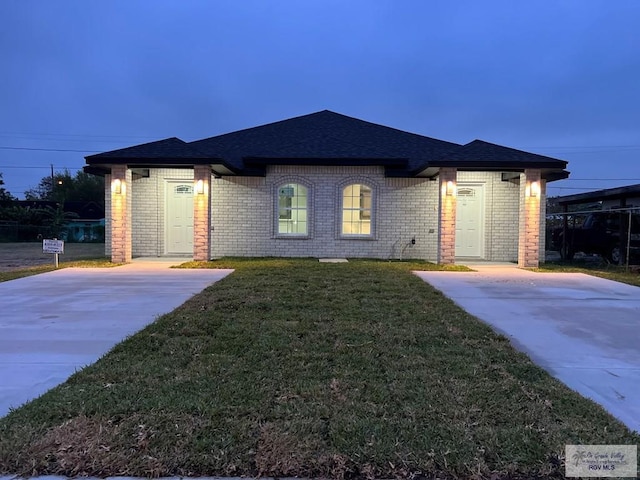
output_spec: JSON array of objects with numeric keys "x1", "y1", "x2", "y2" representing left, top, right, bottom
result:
[
  {"x1": 446, "y1": 180, "x2": 455, "y2": 196},
  {"x1": 113, "y1": 178, "x2": 123, "y2": 195},
  {"x1": 526, "y1": 180, "x2": 540, "y2": 198},
  {"x1": 195, "y1": 179, "x2": 205, "y2": 195},
  {"x1": 530, "y1": 180, "x2": 540, "y2": 198}
]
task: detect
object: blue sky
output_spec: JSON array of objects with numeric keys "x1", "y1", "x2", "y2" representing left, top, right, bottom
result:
[{"x1": 1, "y1": 0, "x2": 639, "y2": 198}]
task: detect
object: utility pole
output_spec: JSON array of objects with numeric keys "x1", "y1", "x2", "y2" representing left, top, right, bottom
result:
[{"x1": 50, "y1": 164, "x2": 55, "y2": 200}]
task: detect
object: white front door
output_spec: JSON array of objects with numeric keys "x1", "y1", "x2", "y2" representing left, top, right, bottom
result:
[
  {"x1": 455, "y1": 183, "x2": 484, "y2": 258},
  {"x1": 165, "y1": 181, "x2": 194, "y2": 254}
]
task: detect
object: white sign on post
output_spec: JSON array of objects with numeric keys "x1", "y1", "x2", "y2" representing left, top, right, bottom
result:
[{"x1": 43, "y1": 239, "x2": 64, "y2": 254}]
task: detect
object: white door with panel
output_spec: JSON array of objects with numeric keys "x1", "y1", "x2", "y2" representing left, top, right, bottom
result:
[
  {"x1": 165, "y1": 181, "x2": 194, "y2": 254},
  {"x1": 455, "y1": 184, "x2": 485, "y2": 258}
]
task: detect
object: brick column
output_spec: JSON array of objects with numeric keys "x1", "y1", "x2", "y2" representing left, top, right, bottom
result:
[
  {"x1": 538, "y1": 179, "x2": 547, "y2": 263},
  {"x1": 518, "y1": 169, "x2": 542, "y2": 268},
  {"x1": 437, "y1": 167, "x2": 457, "y2": 264},
  {"x1": 110, "y1": 165, "x2": 132, "y2": 263},
  {"x1": 193, "y1": 165, "x2": 212, "y2": 261}
]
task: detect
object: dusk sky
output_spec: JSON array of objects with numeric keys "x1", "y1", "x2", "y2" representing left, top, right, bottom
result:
[{"x1": 1, "y1": 0, "x2": 639, "y2": 199}]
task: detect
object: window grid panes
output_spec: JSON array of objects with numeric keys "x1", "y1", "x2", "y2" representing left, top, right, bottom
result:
[
  {"x1": 342, "y1": 184, "x2": 372, "y2": 235},
  {"x1": 278, "y1": 184, "x2": 308, "y2": 235}
]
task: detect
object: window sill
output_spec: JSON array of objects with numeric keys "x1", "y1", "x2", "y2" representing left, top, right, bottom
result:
[
  {"x1": 338, "y1": 235, "x2": 376, "y2": 241},
  {"x1": 275, "y1": 234, "x2": 311, "y2": 240}
]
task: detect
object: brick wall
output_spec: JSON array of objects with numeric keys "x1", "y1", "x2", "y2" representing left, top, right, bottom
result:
[
  {"x1": 131, "y1": 168, "x2": 194, "y2": 257},
  {"x1": 210, "y1": 166, "x2": 441, "y2": 260},
  {"x1": 518, "y1": 169, "x2": 542, "y2": 267},
  {"x1": 115, "y1": 165, "x2": 530, "y2": 262},
  {"x1": 438, "y1": 167, "x2": 457, "y2": 264},
  {"x1": 108, "y1": 166, "x2": 132, "y2": 263},
  {"x1": 456, "y1": 171, "x2": 521, "y2": 262},
  {"x1": 104, "y1": 174, "x2": 111, "y2": 257}
]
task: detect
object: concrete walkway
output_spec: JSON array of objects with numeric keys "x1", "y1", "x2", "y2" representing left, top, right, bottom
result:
[
  {"x1": 0, "y1": 260, "x2": 233, "y2": 417},
  {"x1": 415, "y1": 264, "x2": 640, "y2": 433}
]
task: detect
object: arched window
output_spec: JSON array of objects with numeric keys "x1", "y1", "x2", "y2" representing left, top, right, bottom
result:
[
  {"x1": 341, "y1": 183, "x2": 372, "y2": 235},
  {"x1": 277, "y1": 183, "x2": 308, "y2": 235}
]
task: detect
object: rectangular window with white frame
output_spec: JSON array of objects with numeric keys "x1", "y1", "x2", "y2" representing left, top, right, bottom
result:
[
  {"x1": 341, "y1": 183, "x2": 372, "y2": 235},
  {"x1": 278, "y1": 183, "x2": 308, "y2": 235}
]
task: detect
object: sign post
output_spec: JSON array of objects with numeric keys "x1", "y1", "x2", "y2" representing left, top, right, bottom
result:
[{"x1": 43, "y1": 238, "x2": 64, "y2": 268}]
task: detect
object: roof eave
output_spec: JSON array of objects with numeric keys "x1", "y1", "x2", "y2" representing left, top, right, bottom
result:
[
  {"x1": 85, "y1": 157, "x2": 239, "y2": 174},
  {"x1": 433, "y1": 160, "x2": 567, "y2": 169},
  {"x1": 557, "y1": 183, "x2": 640, "y2": 205}
]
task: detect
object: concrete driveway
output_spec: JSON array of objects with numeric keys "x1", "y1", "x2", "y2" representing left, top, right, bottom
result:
[
  {"x1": 415, "y1": 265, "x2": 640, "y2": 433},
  {"x1": 0, "y1": 260, "x2": 232, "y2": 417}
]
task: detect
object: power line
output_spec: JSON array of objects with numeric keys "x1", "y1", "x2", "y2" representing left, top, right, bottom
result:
[
  {"x1": 547, "y1": 186, "x2": 616, "y2": 190},
  {"x1": 0, "y1": 146, "x2": 101, "y2": 153},
  {"x1": 0, "y1": 131, "x2": 156, "y2": 139},
  {"x1": 525, "y1": 145, "x2": 640, "y2": 149},
  {"x1": 0, "y1": 165, "x2": 83, "y2": 169},
  {"x1": 558, "y1": 178, "x2": 640, "y2": 181}
]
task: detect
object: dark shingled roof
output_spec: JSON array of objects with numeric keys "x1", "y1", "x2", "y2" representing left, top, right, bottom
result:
[
  {"x1": 190, "y1": 110, "x2": 459, "y2": 172},
  {"x1": 85, "y1": 110, "x2": 568, "y2": 177},
  {"x1": 86, "y1": 137, "x2": 212, "y2": 160},
  {"x1": 439, "y1": 139, "x2": 569, "y2": 169}
]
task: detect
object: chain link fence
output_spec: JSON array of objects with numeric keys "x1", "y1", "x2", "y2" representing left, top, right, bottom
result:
[
  {"x1": 546, "y1": 207, "x2": 640, "y2": 268},
  {"x1": 0, "y1": 222, "x2": 105, "y2": 243}
]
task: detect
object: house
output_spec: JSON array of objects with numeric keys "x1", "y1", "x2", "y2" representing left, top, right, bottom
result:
[
  {"x1": 64, "y1": 201, "x2": 105, "y2": 242},
  {"x1": 84, "y1": 110, "x2": 569, "y2": 267}
]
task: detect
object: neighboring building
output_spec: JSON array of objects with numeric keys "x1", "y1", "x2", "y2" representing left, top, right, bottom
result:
[
  {"x1": 554, "y1": 183, "x2": 640, "y2": 211},
  {"x1": 0, "y1": 200, "x2": 104, "y2": 242},
  {"x1": 64, "y1": 201, "x2": 105, "y2": 242},
  {"x1": 552, "y1": 184, "x2": 640, "y2": 264},
  {"x1": 85, "y1": 110, "x2": 568, "y2": 266}
]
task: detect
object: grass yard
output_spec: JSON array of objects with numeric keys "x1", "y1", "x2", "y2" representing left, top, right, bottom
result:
[
  {"x1": 0, "y1": 242, "x2": 111, "y2": 282},
  {"x1": 0, "y1": 259, "x2": 638, "y2": 479},
  {"x1": 0, "y1": 259, "x2": 117, "y2": 283},
  {"x1": 537, "y1": 261, "x2": 640, "y2": 287}
]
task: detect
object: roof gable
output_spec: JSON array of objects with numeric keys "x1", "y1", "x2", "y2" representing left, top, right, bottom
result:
[
  {"x1": 190, "y1": 110, "x2": 460, "y2": 171},
  {"x1": 85, "y1": 110, "x2": 569, "y2": 178}
]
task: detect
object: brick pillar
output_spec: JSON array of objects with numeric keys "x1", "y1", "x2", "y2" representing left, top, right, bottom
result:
[
  {"x1": 539, "y1": 179, "x2": 547, "y2": 264},
  {"x1": 437, "y1": 167, "x2": 457, "y2": 264},
  {"x1": 110, "y1": 165, "x2": 132, "y2": 263},
  {"x1": 518, "y1": 169, "x2": 542, "y2": 268},
  {"x1": 193, "y1": 165, "x2": 212, "y2": 261}
]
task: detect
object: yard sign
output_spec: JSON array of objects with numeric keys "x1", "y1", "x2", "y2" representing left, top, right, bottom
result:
[{"x1": 42, "y1": 238, "x2": 64, "y2": 268}]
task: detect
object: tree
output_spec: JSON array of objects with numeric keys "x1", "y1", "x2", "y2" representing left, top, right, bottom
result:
[
  {"x1": 42, "y1": 204, "x2": 78, "y2": 238},
  {"x1": 25, "y1": 169, "x2": 104, "y2": 205},
  {"x1": 0, "y1": 172, "x2": 16, "y2": 201}
]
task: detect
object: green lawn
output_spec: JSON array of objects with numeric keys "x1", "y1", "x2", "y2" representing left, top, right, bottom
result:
[
  {"x1": 536, "y1": 261, "x2": 640, "y2": 287},
  {"x1": 0, "y1": 259, "x2": 118, "y2": 283},
  {"x1": 1, "y1": 259, "x2": 637, "y2": 479}
]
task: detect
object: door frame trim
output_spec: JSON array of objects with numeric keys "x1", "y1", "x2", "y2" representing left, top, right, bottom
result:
[
  {"x1": 455, "y1": 182, "x2": 486, "y2": 259},
  {"x1": 164, "y1": 179, "x2": 195, "y2": 255}
]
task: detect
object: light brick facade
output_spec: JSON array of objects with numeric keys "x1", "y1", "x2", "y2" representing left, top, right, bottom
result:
[
  {"x1": 437, "y1": 167, "x2": 457, "y2": 264},
  {"x1": 108, "y1": 166, "x2": 132, "y2": 263},
  {"x1": 518, "y1": 169, "x2": 543, "y2": 268},
  {"x1": 104, "y1": 165, "x2": 542, "y2": 263},
  {"x1": 193, "y1": 165, "x2": 212, "y2": 261},
  {"x1": 456, "y1": 171, "x2": 524, "y2": 262},
  {"x1": 209, "y1": 166, "x2": 440, "y2": 260}
]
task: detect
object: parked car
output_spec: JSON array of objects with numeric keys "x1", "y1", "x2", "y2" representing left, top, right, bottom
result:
[{"x1": 551, "y1": 211, "x2": 640, "y2": 263}]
